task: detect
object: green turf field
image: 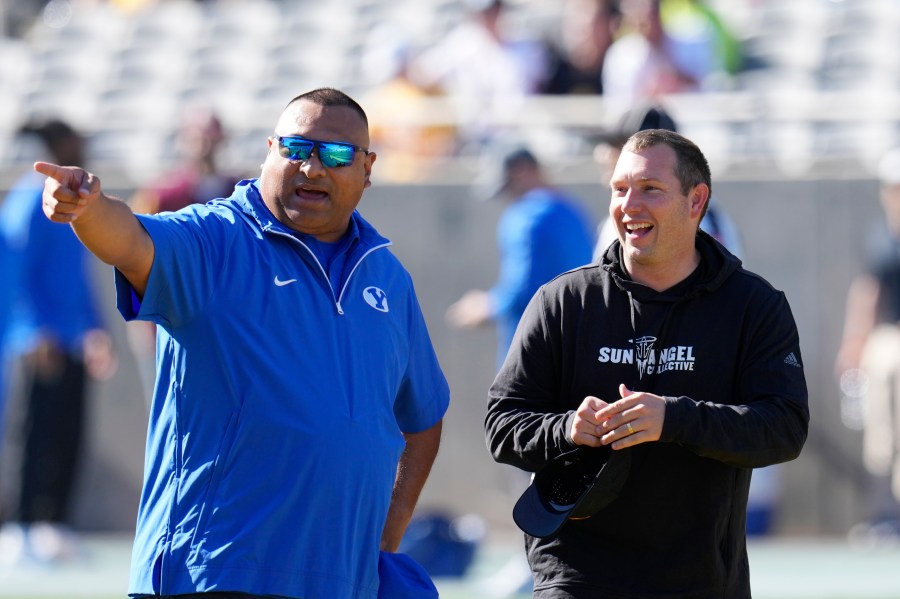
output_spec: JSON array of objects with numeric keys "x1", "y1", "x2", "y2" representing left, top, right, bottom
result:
[{"x1": 1, "y1": 535, "x2": 899, "y2": 599}]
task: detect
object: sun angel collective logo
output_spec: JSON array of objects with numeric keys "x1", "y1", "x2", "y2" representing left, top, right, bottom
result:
[
  {"x1": 597, "y1": 335, "x2": 696, "y2": 379},
  {"x1": 363, "y1": 286, "x2": 389, "y2": 312},
  {"x1": 632, "y1": 335, "x2": 657, "y2": 379}
]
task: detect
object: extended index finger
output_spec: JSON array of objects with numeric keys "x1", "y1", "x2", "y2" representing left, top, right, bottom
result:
[
  {"x1": 33, "y1": 160, "x2": 66, "y2": 180},
  {"x1": 34, "y1": 161, "x2": 94, "y2": 200}
]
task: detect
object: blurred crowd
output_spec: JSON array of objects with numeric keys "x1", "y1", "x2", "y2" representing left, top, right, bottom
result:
[
  {"x1": 0, "y1": 0, "x2": 752, "y2": 183},
  {"x1": 3, "y1": 0, "x2": 897, "y2": 186},
  {"x1": 362, "y1": 0, "x2": 743, "y2": 179}
]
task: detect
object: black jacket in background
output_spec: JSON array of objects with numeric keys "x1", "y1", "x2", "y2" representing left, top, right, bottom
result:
[{"x1": 485, "y1": 231, "x2": 809, "y2": 599}]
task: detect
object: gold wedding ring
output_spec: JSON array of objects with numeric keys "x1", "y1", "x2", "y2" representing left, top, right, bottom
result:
[{"x1": 626, "y1": 422, "x2": 635, "y2": 435}]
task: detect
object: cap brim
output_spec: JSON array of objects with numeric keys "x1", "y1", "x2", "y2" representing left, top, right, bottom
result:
[
  {"x1": 513, "y1": 446, "x2": 630, "y2": 538},
  {"x1": 483, "y1": 178, "x2": 511, "y2": 202},
  {"x1": 513, "y1": 479, "x2": 578, "y2": 538},
  {"x1": 588, "y1": 129, "x2": 630, "y2": 148}
]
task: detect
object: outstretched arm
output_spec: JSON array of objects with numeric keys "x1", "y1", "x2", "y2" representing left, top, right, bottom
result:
[
  {"x1": 35, "y1": 161, "x2": 154, "y2": 296},
  {"x1": 380, "y1": 420, "x2": 442, "y2": 552}
]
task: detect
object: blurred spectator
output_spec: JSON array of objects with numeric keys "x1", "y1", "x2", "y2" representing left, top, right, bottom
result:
[
  {"x1": 410, "y1": 0, "x2": 550, "y2": 150},
  {"x1": 127, "y1": 105, "x2": 243, "y2": 404},
  {"x1": 540, "y1": 0, "x2": 621, "y2": 95},
  {"x1": 446, "y1": 146, "x2": 593, "y2": 596},
  {"x1": 361, "y1": 26, "x2": 458, "y2": 182},
  {"x1": 446, "y1": 146, "x2": 594, "y2": 365},
  {"x1": 0, "y1": 118, "x2": 116, "y2": 566},
  {"x1": 835, "y1": 147, "x2": 900, "y2": 533},
  {"x1": 131, "y1": 104, "x2": 241, "y2": 215},
  {"x1": 661, "y1": 0, "x2": 742, "y2": 77},
  {"x1": 591, "y1": 102, "x2": 742, "y2": 260},
  {"x1": 0, "y1": 233, "x2": 12, "y2": 447},
  {"x1": 601, "y1": 0, "x2": 729, "y2": 102},
  {"x1": 0, "y1": 0, "x2": 44, "y2": 37}
]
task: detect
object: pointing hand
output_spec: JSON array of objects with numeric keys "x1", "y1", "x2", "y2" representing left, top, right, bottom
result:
[{"x1": 33, "y1": 161, "x2": 102, "y2": 223}]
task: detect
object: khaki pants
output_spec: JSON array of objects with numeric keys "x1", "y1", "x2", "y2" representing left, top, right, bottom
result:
[{"x1": 860, "y1": 325, "x2": 900, "y2": 504}]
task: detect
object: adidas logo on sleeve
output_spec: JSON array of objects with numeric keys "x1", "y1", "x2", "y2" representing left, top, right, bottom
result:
[{"x1": 783, "y1": 353, "x2": 802, "y2": 368}]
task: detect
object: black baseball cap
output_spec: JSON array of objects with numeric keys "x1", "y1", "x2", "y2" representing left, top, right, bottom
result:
[
  {"x1": 513, "y1": 445, "x2": 631, "y2": 538},
  {"x1": 592, "y1": 103, "x2": 678, "y2": 149},
  {"x1": 478, "y1": 145, "x2": 539, "y2": 201}
]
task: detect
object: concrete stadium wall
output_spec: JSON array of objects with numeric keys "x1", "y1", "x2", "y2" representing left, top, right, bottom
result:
[{"x1": 2, "y1": 176, "x2": 881, "y2": 540}]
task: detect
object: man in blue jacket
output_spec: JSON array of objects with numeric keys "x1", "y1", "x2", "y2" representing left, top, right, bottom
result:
[
  {"x1": 486, "y1": 129, "x2": 808, "y2": 598},
  {"x1": 446, "y1": 147, "x2": 594, "y2": 364},
  {"x1": 35, "y1": 88, "x2": 449, "y2": 599}
]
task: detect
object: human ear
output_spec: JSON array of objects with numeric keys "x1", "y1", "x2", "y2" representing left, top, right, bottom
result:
[{"x1": 689, "y1": 183, "x2": 710, "y2": 218}]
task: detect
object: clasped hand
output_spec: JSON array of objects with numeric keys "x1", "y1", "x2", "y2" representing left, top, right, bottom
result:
[{"x1": 569, "y1": 383, "x2": 665, "y2": 450}]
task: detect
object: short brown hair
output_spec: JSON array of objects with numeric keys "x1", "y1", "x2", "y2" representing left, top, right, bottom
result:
[{"x1": 623, "y1": 129, "x2": 711, "y2": 218}]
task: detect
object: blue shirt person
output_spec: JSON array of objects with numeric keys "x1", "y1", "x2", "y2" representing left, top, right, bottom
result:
[
  {"x1": 0, "y1": 120, "x2": 115, "y2": 565},
  {"x1": 33, "y1": 89, "x2": 449, "y2": 599},
  {"x1": 446, "y1": 147, "x2": 594, "y2": 363}
]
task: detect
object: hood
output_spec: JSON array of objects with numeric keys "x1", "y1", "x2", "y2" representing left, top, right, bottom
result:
[{"x1": 600, "y1": 229, "x2": 741, "y2": 303}]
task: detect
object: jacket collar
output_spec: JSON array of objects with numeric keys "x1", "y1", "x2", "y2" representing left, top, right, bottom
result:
[{"x1": 224, "y1": 178, "x2": 391, "y2": 250}]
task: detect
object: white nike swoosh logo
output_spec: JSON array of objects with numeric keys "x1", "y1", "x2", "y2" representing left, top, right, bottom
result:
[{"x1": 274, "y1": 276, "x2": 297, "y2": 287}]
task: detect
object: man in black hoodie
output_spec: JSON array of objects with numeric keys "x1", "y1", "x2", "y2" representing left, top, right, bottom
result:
[{"x1": 485, "y1": 129, "x2": 809, "y2": 598}]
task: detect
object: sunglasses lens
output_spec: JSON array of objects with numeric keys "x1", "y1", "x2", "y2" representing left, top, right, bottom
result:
[
  {"x1": 318, "y1": 143, "x2": 356, "y2": 168},
  {"x1": 280, "y1": 138, "x2": 314, "y2": 161}
]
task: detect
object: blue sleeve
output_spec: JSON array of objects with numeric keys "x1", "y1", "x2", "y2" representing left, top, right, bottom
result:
[
  {"x1": 393, "y1": 276, "x2": 450, "y2": 433},
  {"x1": 115, "y1": 208, "x2": 228, "y2": 328},
  {"x1": 488, "y1": 206, "x2": 536, "y2": 321},
  {"x1": 0, "y1": 235, "x2": 13, "y2": 346},
  {"x1": 1, "y1": 182, "x2": 103, "y2": 349},
  {"x1": 489, "y1": 199, "x2": 593, "y2": 323}
]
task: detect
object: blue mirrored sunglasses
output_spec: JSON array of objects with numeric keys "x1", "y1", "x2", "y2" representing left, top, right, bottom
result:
[{"x1": 274, "y1": 135, "x2": 369, "y2": 168}]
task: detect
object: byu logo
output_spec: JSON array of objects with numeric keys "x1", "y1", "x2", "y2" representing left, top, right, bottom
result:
[{"x1": 363, "y1": 286, "x2": 389, "y2": 312}]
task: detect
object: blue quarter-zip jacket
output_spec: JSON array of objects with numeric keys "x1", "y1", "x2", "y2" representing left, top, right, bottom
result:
[{"x1": 116, "y1": 180, "x2": 449, "y2": 598}]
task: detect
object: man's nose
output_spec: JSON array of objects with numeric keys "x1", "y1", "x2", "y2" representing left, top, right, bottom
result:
[
  {"x1": 298, "y1": 151, "x2": 326, "y2": 177},
  {"x1": 619, "y1": 189, "x2": 641, "y2": 212}
]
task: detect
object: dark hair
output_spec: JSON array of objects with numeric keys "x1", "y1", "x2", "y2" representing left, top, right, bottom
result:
[
  {"x1": 623, "y1": 129, "x2": 711, "y2": 217},
  {"x1": 18, "y1": 118, "x2": 79, "y2": 147},
  {"x1": 285, "y1": 88, "x2": 368, "y2": 128}
]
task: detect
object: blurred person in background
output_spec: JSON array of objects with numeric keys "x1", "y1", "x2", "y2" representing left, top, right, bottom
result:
[
  {"x1": 361, "y1": 25, "x2": 458, "y2": 182},
  {"x1": 0, "y1": 118, "x2": 116, "y2": 566},
  {"x1": 131, "y1": 104, "x2": 242, "y2": 215},
  {"x1": 446, "y1": 145, "x2": 594, "y2": 597},
  {"x1": 601, "y1": 0, "x2": 732, "y2": 102},
  {"x1": 410, "y1": 0, "x2": 550, "y2": 151},
  {"x1": 33, "y1": 88, "x2": 448, "y2": 598},
  {"x1": 127, "y1": 104, "x2": 243, "y2": 405},
  {"x1": 835, "y1": 147, "x2": 900, "y2": 537},
  {"x1": 0, "y1": 233, "x2": 12, "y2": 449},
  {"x1": 661, "y1": 0, "x2": 742, "y2": 79},
  {"x1": 540, "y1": 0, "x2": 621, "y2": 95},
  {"x1": 446, "y1": 146, "x2": 594, "y2": 367}
]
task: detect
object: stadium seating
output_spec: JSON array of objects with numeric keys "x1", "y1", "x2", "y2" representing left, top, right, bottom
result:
[{"x1": 0, "y1": 0, "x2": 898, "y2": 184}]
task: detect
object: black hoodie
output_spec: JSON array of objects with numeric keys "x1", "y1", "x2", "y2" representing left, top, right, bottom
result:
[{"x1": 485, "y1": 231, "x2": 809, "y2": 599}]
